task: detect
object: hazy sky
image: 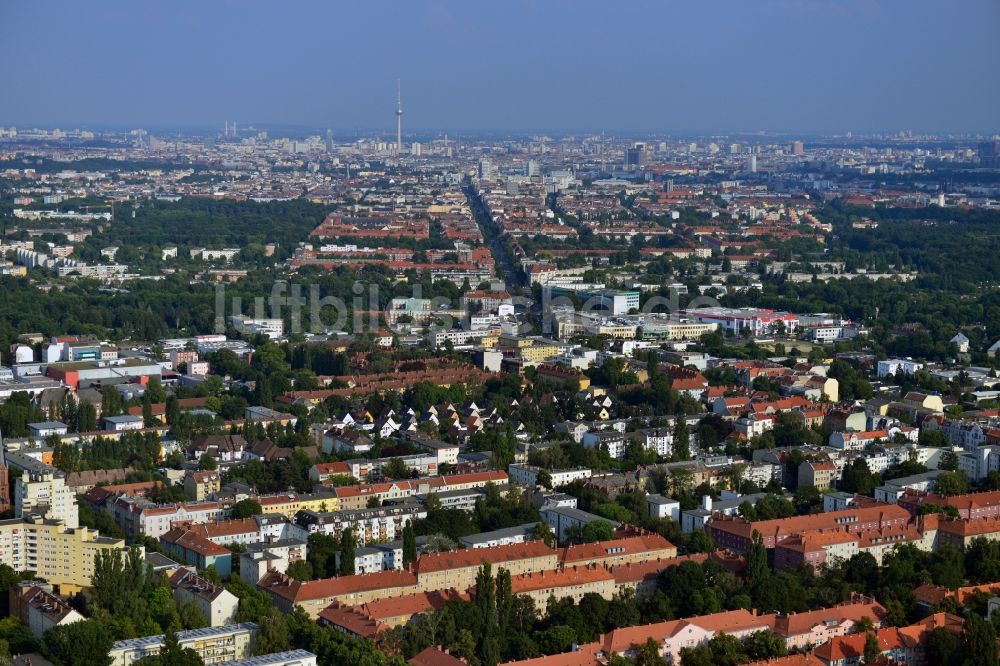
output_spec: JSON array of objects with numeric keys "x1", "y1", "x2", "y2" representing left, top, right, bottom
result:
[{"x1": 1, "y1": 0, "x2": 997, "y2": 133}]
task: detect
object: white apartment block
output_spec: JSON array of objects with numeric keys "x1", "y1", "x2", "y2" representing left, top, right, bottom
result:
[
  {"x1": 507, "y1": 464, "x2": 592, "y2": 488},
  {"x1": 109, "y1": 623, "x2": 258, "y2": 666}
]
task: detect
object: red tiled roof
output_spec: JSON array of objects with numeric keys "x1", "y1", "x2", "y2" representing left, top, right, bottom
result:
[
  {"x1": 499, "y1": 643, "x2": 603, "y2": 666},
  {"x1": 160, "y1": 527, "x2": 230, "y2": 557},
  {"x1": 185, "y1": 517, "x2": 259, "y2": 540},
  {"x1": 357, "y1": 589, "x2": 468, "y2": 622},
  {"x1": 410, "y1": 647, "x2": 469, "y2": 666},
  {"x1": 558, "y1": 533, "x2": 676, "y2": 566},
  {"x1": 609, "y1": 554, "x2": 708, "y2": 585},
  {"x1": 710, "y1": 504, "x2": 909, "y2": 542},
  {"x1": 259, "y1": 569, "x2": 418, "y2": 603},
  {"x1": 771, "y1": 598, "x2": 886, "y2": 638},
  {"x1": 318, "y1": 602, "x2": 386, "y2": 639},
  {"x1": 508, "y1": 566, "x2": 614, "y2": 595},
  {"x1": 416, "y1": 540, "x2": 555, "y2": 575}
]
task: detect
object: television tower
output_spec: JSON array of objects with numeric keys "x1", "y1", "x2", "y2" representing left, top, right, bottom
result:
[{"x1": 395, "y1": 79, "x2": 403, "y2": 155}]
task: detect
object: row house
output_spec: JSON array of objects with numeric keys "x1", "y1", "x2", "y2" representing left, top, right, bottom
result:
[
  {"x1": 771, "y1": 597, "x2": 887, "y2": 651},
  {"x1": 708, "y1": 503, "x2": 911, "y2": 552},
  {"x1": 559, "y1": 530, "x2": 677, "y2": 568},
  {"x1": 812, "y1": 612, "x2": 963, "y2": 666},
  {"x1": 260, "y1": 540, "x2": 558, "y2": 618},
  {"x1": 921, "y1": 416, "x2": 990, "y2": 451},
  {"x1": 111, "y1": 496, "x2": 224, "y2": 540},
  {"x1": 294, "y1": 503, "x2": 428, "y2": 545},
  {"x1": 899, "y1": 489, "x2": 1000, "y2": 520},
  {"x1": 182, "y1": 517, "x2": 267, "y2": 546},
  {"x1": 937, "y1": 516, "x2": 1000, "y2": 549}
]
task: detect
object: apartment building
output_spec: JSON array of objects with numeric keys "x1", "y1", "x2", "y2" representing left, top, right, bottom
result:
[
  {"x1": 294, "y1": 504, "x2": 428, "y2": 545},
  {"x1": 217, "y1": 651, "x2": 318, "y2": 666},
  {"x1": 184, "y1": 470, "x2": 221, "y2": 501},
  {"x1": 10, "y1": 583, "x2": 85, "y2": 639},
  {"x1": 239, "y1": 539, "x2": 309, "y2": 584},
  {"x1": 558, "y1": 532, "x2": 677, "y2": 568},
  {"x1": 109, "y1": 623, "x2": 258, "y2": 666},
  {"x1": 708, "y1": 503, "x2": 911, "y2": 552},
  {"x1": 0, "y1": 515, "x2": 133, "y2": 593},
  {"x1": 111, "y1": 497, "x2": 225, "y2": 540},
  {"x1": 259, "y1": 569, "x2": 420, "y2": 618},
  {"x1": 160, "y1": 527, "x2": 234, "y2": 577},
  {"x1": 416, "y1": 539, "x2": 559, "y2": 592},
  {"x1": 14, "y1": 465, "x2": 79, "y2": 527},
  {"x1": 509, "y1": 566, "x2": 616, "y2": 611},
  {"x1": 169, "y1": 569, "x2": 239, "y2": 627},
  {"x1": 541, "y1": 506, "x2": 620, "y2": 543},
  {"x1": 507, "y1": 464, "x2": 592, "y2": 488}
]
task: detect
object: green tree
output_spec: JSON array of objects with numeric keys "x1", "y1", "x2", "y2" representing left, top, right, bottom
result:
[
  {"x1": 862, "y1": 632, "x2": 880, "y2": 665},
  {"x1": 198, "y1": 453, "x2": 218, "y2": 471},
  {"x1": 78, "y1": 400, "x2": 98, "y2": 432},
  {"x1": 673, "y1": 419, "x2": 690, "y2": 461},
  {"x1": 939, "y1": 450, "x2": 960, "y2": 471},
  {"x1": 285, "y1": 560, "x2": 313, "y2": 582},
  {"x1": 101, "y1": 385, "x2": 124, "y2": 418},
  {"x1": 533, "y1": 521, "x2": 555, "y2": 547},
  {"x1": 580, "y1": 520, "x2": 615, "y2": 543},
  {"x1": 146, "y1": 376, "x2": 167, "y2": 404},
  {"x1": 635, "y1": 638, "x2": 666, "y2": 666},
  {"x1": 40, "y1": 620, "x2": 114, "y2": 666},
  {"x1": 963, "y1": 613, "x2": 998, "y2": 666},
  {"x1": 142, "y1": 392, "x2": 156, "y2": 427},
  {"x1": 925, "y1": 627, "x2": 957, "y2": 666},
  {"x1": 339, "y1": 528, "x2": 357, "y2": 576},
  {"x1": 935, "y1": 471, "x2": 969, "y2": 497},
  {"x1": 537, "y1": 469, "x2": 553, "y2": 490},
  {"x1": 253, "y1": 608, "x2": 290, "y2": 656},
  {"x1": 747, "y1": 531, "x2": 769, "y2": 588},
  {"x1": 230, "y1": 499, "x2": 262, "y2": 519},
  {"x1": 743, "y1": 630, "x2": 786, "y2": 660},
  {"x1": 402, "y1": 522, "x2": 417, "y2": 566},
  {"x1": 383, "y1": 457, "x2": 410, "y2": 480},
  {"x1": 136, "y1": 627, "x2": 203, "y2": 666},
  {"x1": 840, "y1": 458, "x2": 878, "y2": 495}
]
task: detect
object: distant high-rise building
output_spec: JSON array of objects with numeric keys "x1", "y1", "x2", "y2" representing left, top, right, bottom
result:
[
  {"x1": 325, "y1": 129, "x2": 334, "y2": 152},
  {"x1": 792, "y1": 141, "x2": 804, "y2": 156},
  {"x1": 747, "y1": 155, "x2": 757, "y2": 173},
  {"x1": 978, "y1": 139, "x2": 1000, "y2": 167},
  {"x1": 526, "y1": 159, "x2": 539, "y2": 178},
  {"x1": 411, "y1": 142, "x2": 421, "y2": 156},
  {"x1": 625, "y1": 143, "x2": 649, "y2": 168},
  {"x1": 478, "y1": 158, "x2": 496, "y2": 180}
]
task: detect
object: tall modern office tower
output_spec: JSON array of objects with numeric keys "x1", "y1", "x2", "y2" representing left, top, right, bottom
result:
[{"x1": 396, "y1": 79, "x2": 403, "y2": 154}]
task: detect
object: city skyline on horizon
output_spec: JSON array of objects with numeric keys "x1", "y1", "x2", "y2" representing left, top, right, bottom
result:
[{"x1": 1, "y1": 1, "x2": 998, "y2": 134}]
